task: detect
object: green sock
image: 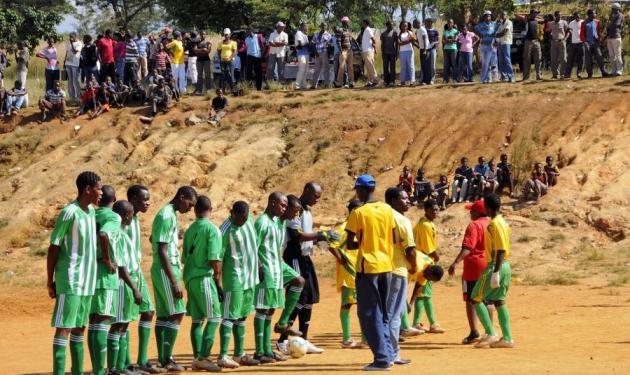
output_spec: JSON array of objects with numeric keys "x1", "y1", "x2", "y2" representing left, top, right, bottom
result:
[
  {"x1": 124, "y1": 330, "x2": 131, "y2": 368},
  {"x1": 233, "y1": 320, "x2": 246, "y2": 357},
  {"x1": 254, "y1": 313, "x2": 266, "y2": 355},
  {"x1": 263, "y1": 315, "x2": 273, "y2": 355},
  {"x1": 423, "y1": 298, "x2": 436, "y2": 325},
  {"x1": 138, "y1": 320, "x2": 152, "y2": 365},
  {"x1": 340, "y1": 308, "x2": 351, "y2": 342},
  {"x1": 154, "y1": 320, "x2": 166, "y2": 365},
  {"x1": 69, "y1": 334, "x2": 84, "y2": 375},
  {"x1": 117, "y1": 330, "x2": 129, "y2": 370},
  {"x1": 107, "y1": 332, "x2": 120, "y2": 370},
  {"x1": 219, "y1": 320, "x2": 233, "y2": 357},
  {"x1": 400, "y1": 308, "x2": 410, "y2": 330},
  {"x1": 474, "y1": 303, "x2": 496, "y2": 336},
  {"x1": 163, "y1": 322, "x2": 180, "y2": 363},
  {"x1": 497, "y1": 304, "x2": 513, "y2": 341},
  {"x1": 200, "y1": 318, "x2": 220, "y2": 358},
  {"x1": 278, "y1": 285, "x2": 302, "y2": 325},
  {"x1": 53, "y1": 335, "x2": 68, "y2": 375},
  {"x1": 413, "y1": 299, "x2": 424, "y2": 326},
  {"x1": 191, "y1": 320, "x2": 203, "y2": 359},
  {"x1": 88, "y1": 323, "x2": 109, "y2": 375}
]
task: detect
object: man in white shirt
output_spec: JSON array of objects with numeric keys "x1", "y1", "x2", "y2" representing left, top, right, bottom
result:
[
  {"x1": 64, "y1": 32, "x2": 83, "y2": 101},
  {"x1": 294, "y1": 22, "x2": 310, "y2": 90},
  {"x1": 565, "y1": 11, "x2": 584, "y2": 78},
  {"x1": 360, "y1": 19, "x2": 378, "y2": 87},
  {"x1": 413, "y1": 19, "x2": 429, "y2": 83},
  {"x1": 495, "y1": 11, "x2": 514, "y2": 82},
  {"x1": 266, "y1": 21, "x2": 289, "y2": 83}
]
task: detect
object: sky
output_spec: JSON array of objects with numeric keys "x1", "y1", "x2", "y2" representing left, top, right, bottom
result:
[{"x1": 58, "y1": 15, "x2": 78, "y2": 33}]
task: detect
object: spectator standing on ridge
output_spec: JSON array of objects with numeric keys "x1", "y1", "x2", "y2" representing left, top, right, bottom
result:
[
  {"x1": 495, "y1": 11, "x2": 514, "y2": 82},
  {"x1": 124, "y1": 32, "x2": 140, "y2": 88},
  {"x1": 360, "y1": 19, "x2": 378, "y2": 87},
  {"x1": 456, "y1": 24, "x2": 478, "y2": 82},
  {"x1": 37, "y1": 36, "x2": 60, "y2": 91},
  {"x1": 425, "y1": 18, "x2": 439, "y2": 84},
  {"x1": 81, "y1": 35, "x2": 99, "y2": 84},
  {"x1": 312, "y1": 22, "x2": 332, "y2": 89},
  {"x1": 607, "y1": 3, "x2": 624, "y2": 77},
  {"x1": 113, "y1": 32, "x2": 127, "y2": 82},
  {"x1": 522, "y1": 8, "x2": 543, "y2": 81},
  {"x1": 64, "y1": 32, "x2": 83, "y2": 102},
  {"x1": 193, "y1": 31, "x2": 213, "y2": 94},
  {"x1": 335, "y1": 16, "x2": 355, "y2": 88},
  {"x1": 166, "y1": 31, "x2": 187, "y2": 95},
  {"x1": 442, "y1": 19, "x2": 458, "y2": 84},
  {"x1": 550, "y1": 11, "x2": 569, "y2": 79},
  {"x1": 398, "y1": 21, "x2": 416, "y2": 86},
  {"x1": 294, "y1": 22, "x2": 310, "y2": 90},
  {"x1": 380, "y1": 21, "x2": 398, "y2": 87},
  {"x1": 97, "y1": 29, "x2": 117, "y2": 83},
  {"x1": 244, "y1": 29, "x2": 264, "y2": 91},
  {"x1": 15, "y1": 41, "x2": 30, "y2": 86},
  {"x1": 135, "y1": 32, "x2": 150, "y2": 80},
  {"x1": 474, "y1": 11, "x2": 496, "y2": 84},
  {"x1": 582, "y1": 9, "x2": 609, "y2": 78},
  {"x1": 414, "y1": 19, "x2": 429, "y2": 84},
  {"x1": 217, "y1": 29, "x2": 237, "y2": 93},
  {"x1": 565, "y1": 12, "x2": 585, "y2": 79},
  {"x1": 267, "y1": 22, "x2": 289, "y2": 84}
]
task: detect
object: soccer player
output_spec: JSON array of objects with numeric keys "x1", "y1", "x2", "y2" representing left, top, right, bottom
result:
[
  {"x1": 151, "y1": 186, "x2": 198, "y2": 372},
  {"x1": 471, "y1": 194, "x2": 514, "y2": 348},
  {"x1": 408, "y1": 254, "x2": 445, "y2": 327},
  {"x1": 254, "y1": 192, "x2": 305, "y2": 363},
  {"x1": 216, "y1": 201, "x2": 261, "y2": 368},
  {"x1": 412, "y1": 199, "x2": 445, "y2": 334},
  {"x1": 448, "y1": 199, "x2": 490, "y2": 344},
  {"x1": 182, "y1": 196, "x2": 222, "y2": 372},
  {"x1": 345, "y1": 175, "x2": 396, "y2": 371},
  {"x1": 49, "y1": 171, "x2": 101, "y2": 375}
]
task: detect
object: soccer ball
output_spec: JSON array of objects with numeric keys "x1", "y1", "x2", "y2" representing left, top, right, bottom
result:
[{"x1": 288, "y1": 337, "x2": 308, "y2": 359}]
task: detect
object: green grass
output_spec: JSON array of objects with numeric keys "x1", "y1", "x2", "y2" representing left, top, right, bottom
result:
[
  {"x1": 517, "y1": 234, "x2": 535, "y2": 243},
  {"x1": 549, "y1": 233, "x2": 566, "y2": 242},
  {"x1": 28, "y1": 248, "x2": 47, "y2": 257},
  {"x1": 545, "y1": 273, "x2": 579, "y2": 286},
  {"x1": 0, "y1": 218, "x2": 8, "y2": 229}
]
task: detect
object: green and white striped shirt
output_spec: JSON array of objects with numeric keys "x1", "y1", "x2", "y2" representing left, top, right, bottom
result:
[
  {"x1": 95, "y1": 207, "x2": 122, "y2": 290},
  {"x1": 151, "y1": 204, "x2": 180, "y2": 268},
  {"x1": 255, "y1": 213, "x2": 286, "y2": 290},
  {"x1": 50, "y1": 200, "x2": 98, "y2": 296},
  {"x1": 118, "y1": 230, "x2": 137, "y2": 274},
  {"x1": 125, "y1": 215, "x2": 142, "y2": 274},
  {"x1": 219, "y1": 215, "x2": 259, "y2": 291}
]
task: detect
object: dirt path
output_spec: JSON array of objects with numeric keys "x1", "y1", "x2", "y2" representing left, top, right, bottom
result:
[{"x1": 2, "y1": 279, "x2": 629, "y2": 375}]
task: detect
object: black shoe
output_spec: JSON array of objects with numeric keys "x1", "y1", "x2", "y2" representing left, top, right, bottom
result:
[
  {"x1": 461, "y1": 331, "x2": 480, "y2": 344},
  {"x1": 253, "y1": 353, "x2": 275, "y2": 364}
]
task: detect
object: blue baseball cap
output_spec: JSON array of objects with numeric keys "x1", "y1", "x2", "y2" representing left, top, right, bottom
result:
[{"x1": 354, "y1": 174, "x2": 376, "y2": 189}]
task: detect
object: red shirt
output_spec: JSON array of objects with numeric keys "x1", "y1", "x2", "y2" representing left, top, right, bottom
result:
[
  {"x1": 461, "y1": 216, "x2": 490, "y2": 281},
  {"x1": 81, "y1": 88, "x2": 96, "y2": 104},
  {"x1": 97, "y1": 37, "x2": 115, "y2": 64},
  {"x1": 399, "y1": 174, "x2": 413, "y2": 188}
]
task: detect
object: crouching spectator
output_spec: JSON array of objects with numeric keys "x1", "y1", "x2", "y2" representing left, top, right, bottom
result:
[
  {"x1": 544, "y1": 155, "x2": 560, "y2": 187},
  {"x1": 434, "y1": 175, "x2": 449, "y2": 210},
  {"x1": 452, "y1": 157, "x2": 474, "y2": 203},
  {"x1": 398, "y1": 165, "x2": 414, "y2": 195},
  {"x1": 6, "y1": 80, "x2": 29, "y2": 115},
  {"x1": 151, "y1": 78, "x2": 172, "y2": 116},
  {"x1": 38, "y1": 80, "x2": 67, "y2": 123},
  {"x1": 497, "y1": 154, "x2": 514, "y2": 197},
  {"x1": 144, "y1": 69, "x2": 164, "y2": 99},
  {"x1": 414, "y1": 168, "x2": 434, "y2": 203},
  {"x1": 521, "y1": 162, "x2": 548, "y2": 202},
  {"x1": 483, "y1": 159, "x2": 499, "y2": 195},
  {"x1": 209, "y1": 88, "x2": 228, "y2": 125},
  {"x1": 75, "y1": 80, "x2": 98, "y2": 117}
]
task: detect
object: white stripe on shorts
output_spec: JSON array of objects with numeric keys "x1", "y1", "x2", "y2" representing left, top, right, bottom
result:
[
  {"x1": 160, "y1": 269, "x2": 176, "y2": 315},
  {"x1": 55, "y1": 294, "x2": 65, "y2": 327}
]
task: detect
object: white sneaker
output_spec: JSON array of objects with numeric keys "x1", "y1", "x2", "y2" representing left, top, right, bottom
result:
[
  {"x1": 474, "y1": 334, "x2": 500, "y2": 349},
  {"x1": 305, "y1": 340, "x2": 324, "y2": 354},
  {"x1": 400, "y1": 327, "x2": 423, "y2": 337},
  {"x1": 276, "y1": 340, "x2": 289, "y2": 355},
  {"x1": 217, "y1": 356, "x2": 240, "y2": 369},
  {"x1": 490, "y1": 338, "x2": 514, "y2": 348}
]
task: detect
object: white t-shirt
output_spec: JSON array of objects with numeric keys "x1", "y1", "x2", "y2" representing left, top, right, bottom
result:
[
  {"x1": 65, "y1": 40, "x2": 83, "y2": 67},
  {"x1": 497, "y1": 19, "x2": 513, "y2": 45},
  {"x1": 568, "y1": 20, "x2": 582, "y2": 44},
  {"x1": 269, "y1": 30, "x2": 289, "y2": 57},
  {"x1": 416, "y1": 27, "x2": 429, "y2": 49},
  {"x1": 361, "y1": 26, "x2": 375, "y2": 51},
  {"x1": 399, "y1": 31, "x2": 414, "y2": 52},
  {"x1": 294, "y1": 31, "x2": 309, "y2": 48}
]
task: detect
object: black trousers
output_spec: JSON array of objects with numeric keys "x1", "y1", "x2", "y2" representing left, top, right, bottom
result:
[
  {"x1": 246, "y1": 56, "x2": 263, "y2": 91},
  {"x1": 565, "y1": 43, "x2": 585, "y2": 77},
  {"x1": 382, "y1": 53, "x2": 396, "y2": 85}
]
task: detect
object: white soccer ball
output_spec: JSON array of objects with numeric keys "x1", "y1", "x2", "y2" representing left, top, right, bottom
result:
[{"x1": 288, "y1": 337, "x2": 308, "y2": 359}]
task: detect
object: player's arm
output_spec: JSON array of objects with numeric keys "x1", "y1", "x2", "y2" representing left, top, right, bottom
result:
[
  {"x1": 157, "y1": 242, "x2": 182, "y2": 298},
  {"x1": 428, "y1": 251, "x2": 440, "y2": 262},
  {"x1": 118, "y1": 266, "x2": 142, "y2": 304},
  {"x1": 408, "y1": 281, "x2": 421, "y2": 312},
  {"x1": 345, "y1": 230, "x2": 358, "y2": 250},
  {"x1": 448, "y1": 247, "x2": 471, "y2": 276},
  {"x1": 405, "y1": 246, "x2": 417, "y2": 275},
  {"x1": 46, "y1": 244, "x2": 61, "y2": 298},
  {"x1": 99, "y1": 232, "x2": 116, "y2": 273}
]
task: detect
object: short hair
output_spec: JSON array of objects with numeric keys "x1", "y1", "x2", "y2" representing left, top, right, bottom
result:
[
  {"x1": 100, "y1": 185, "x2": 116, "y2": 206},
  {"x1": 485, "y1": 194, "x2": 501, "y2": 211},
  {"x1": 423, "y1": 199, "x2": 438, "y2": 210},
  {"x1": 76, "y1": 171, "x2": 101, "y2": 195},
  {"x1": 195, "y1": 195, "x2": 212, "y2": 212},
  {"x1": 385, "y1": 187, "x2": 403, "y2": 205},
  {"x1": 587, "y1": 9, "x2": 594, "y2": 16},
  {"x1": 84, "y1": 34, "x2": 93, "y2": 43},
  {"x1": 175, "y1": 186, "x2": 197, "y2": 200},
  {"x1": 287, "y1": 194, "x2": 301, "y2": 208},
  {"x1": 113, "y1": 200, "x2": 133, "y2": 217},
  {"x1": 426, "y1": 265, "x2": 444, "y2": 281},
  {"x1": 554, "y1": 11, "x2": 560, "y2": 16},
  {"x1": 363, "y1": 19, "x2": 370, "y2": 26},
  {"x1": 461, "y1": 156, "x2": 468, "y2": 163},
  {"x1": 127, "y1": 184, "x2": 148, "y2": 200},
  {"x1": 231, "y1": 201, "x2": 249, "y2": 215}
]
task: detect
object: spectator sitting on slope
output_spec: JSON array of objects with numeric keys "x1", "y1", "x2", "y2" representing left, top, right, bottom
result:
[
  {"x1": 413, "y1": 168, "x2": 434, "y2": 204},
  {"x1": 521, "y1": 162, "x2": 548, "y2": 202},
  {"x1": 398, "y1": 165, "x2": 414, "y2": 195}
]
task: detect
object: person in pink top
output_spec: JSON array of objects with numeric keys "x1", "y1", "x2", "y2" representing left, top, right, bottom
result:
[
  {"x1": 455, "y1": 24, "x2": 479, "y2": 82},
  {"x1": 113, "y1": 32, "x2": 127, "y2": 82},
  {"x1": 36, "y1": 36, "x2": 60, "y2": 91}
]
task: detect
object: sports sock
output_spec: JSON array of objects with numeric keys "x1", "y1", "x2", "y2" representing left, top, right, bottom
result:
[
  {"x1": 53, "y1": 335, "x2": 68, "y2": 375},
  {"x1": 497, "y1": 304, "x2": 512, "y2": 341},
  {"x1": 124, "y1": 330, "x2": 131, "y2": 368},
  {"x1": 474, "y1": 303, "x2": 496, "y2": 336},
  {"x1": 200, "y1": 318, "x2": 220, "y2": 358},
  {"x1": 107, "y1": 332, "x2": 120, "y2": 370},
  {"x1": 298, "y1": 304, "x2": 312, "y2": 340},
  {"x1": 264, "y1": 314, "x2": 273, "y2": 355},
  {"x1": 154, "y1": 320, "x2": 166, "y2": 365},
  {"x1": 278, "y1": 304, "x2": 300, "y2": 342},
  {"x1": 424, "y1": 298, "x2": 436, "y2": 325},
  {"x1": 340, "y1": 308, "x2": 351, "y2": 342},
  {"x1": 400, "y1": 308, "x2": 410, "y2": 330},
  {"x1": 254, "y1": 313, "x2": 266, "y2": 355},
  {"x1": 69, "y1": 334, "x2": 84, "y2": 375},
  {"x1": 278, "y1": 285, "x2": 303, "y2": 325},
  {"x1": 233, "y1": 320, "x2": 246, "y2": 357},
  {"x1": 219, "y1": 320, "x2": 233, "y2": 357},
  {"x1": 88, "y1": 323, "x2": 109, "y2": 375},
  {"x1": 413, "y1": 298, "x2": 424, "y2": 326},
  {"x1": 137, "y1": 320, "x2": 152, "y2": 365},
  {"x1": 190, "y1": 319, "x2": 203, "y2": 359},
  {"x1": 117, "y1": 330, "x2": 129, "y2": 370},
  {"x1": 163, "y1": 321, "x2": 180, "y2": 363}
]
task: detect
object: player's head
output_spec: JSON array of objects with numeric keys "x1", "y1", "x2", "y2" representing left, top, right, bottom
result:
[
  {"x1": 347, "y1": 199, "x2": 362, "y2": 214},
  {"x1": 385, "y1": 187, "x2": 410, "y2": 213},
  {"x1": 423, "y1": 199, "x2": 439, "y2": 220},
  {"x1": 424, "y1": 265, "x2": 444, "y2": 282},
  {"x1": 354, "y1": 175, "x2": 376, "y2": 203},
  {"x1": 113, "y1": 200, "x2": 134, "y2": 226},
  {"x1": 76, "y1": 171, "x2": 102, "y2": 206},
  {"x1": 465, "y1": 199, "x2": 486, "y2": 220},
  {"x1": 99, "y1": 185, "x2": 116, "y2": 207},
  {"x1": 484, "y1": 194, "x2": 501, "y2": 217},
  {"x1": 173, "y1": 186, "x2": 197, "y2": 214},
  {"x1": 283, "y1": 194, "x2": 302, "y2": 221},
  {"x1": 127, "y1": 185, "x2": 150, "y2": 214},
  {"x1": 302, "y1": 182, "x2": 322, "y2": 207},
  {"x1": 230, "y1": 201, "x2": 249, "y2": 226},
  {"x1": 267, "y1": 191, "x2": 288, "y2": 218},
  {"x1": 194, "y1": 195, "x2": 212, "y2": 218}
]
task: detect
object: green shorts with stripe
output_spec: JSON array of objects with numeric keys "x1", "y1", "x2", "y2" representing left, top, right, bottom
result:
[
  {"x1": 51, "y1": 294, "x2": 93, "y2": 328},
  {"x1": 341, "y1": 286, "x2": 357, "y2": 306},
  {"x1": 135, "y1": 271, "x2": 155, "y2": 314},
  {"x1": 472, "y1": 262, "x2": 511, "y2": 303},
  {"x1": 281, "y1": 262, "x2": 300, "y2": 286},
  {"x1": 185, "y1": 276, "x2": 222, "y2": 320},
  {"x1": 90, "y1": 288, "x2": 118, "y2": 317},
  {"x1": 255, "y1": 287, "x2": 285, "y2": 309},
  {"x1": 222, "y1": 289, "x2": 255, "y2": 319},
  {"x1": 116, "y1": 279, "x2": 140, "y2": 323},
  {"x1": 151, "y1": 265, "x2": 186, "y2": 318}
]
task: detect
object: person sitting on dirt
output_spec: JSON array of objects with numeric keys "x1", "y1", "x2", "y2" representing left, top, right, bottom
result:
[
  {"x1": 521, "y1": 162, "x2": 548, "y2": 202},
  {"x1": 544, "y1": 155, "x2": 560, "y2": 187},
  {"x1": 114, "y1": 79, "x2": 131, "y2": 108},
  {"x1": 483, "y1": 159, "x2": 499, "y2": 195},
  {"x1": 471, "y1": 156, "x2": 489, "y2": 200},
  {"x1": 38, "y1": 80, "x2": 67, "y2": 123},
  {"x1": 398, "y1": 166, "x2": 414, "y2": 195},
  {"x1": 144, "y1": 68, "x2": 164, "y2": 99},
  {"x1": 452, "y1": 157, "x2": 474, "y2": 203},
  {"x1": 151, "y1": 78, "x2": 172, "y2": 116},
  {"x1": 92, "y1": 84, "x2": 111, "y2": 118},
  {"x1": 434, "y1": 175, "x2": 449, "y2": 210},
  {"x1": 6, "y1": 80, "x2": 28, "y2": 116},
  {"x1": 209, "y1": 88, "x2": 228, "y2": 125},
  {"x1": 102, "y1": 76, "x2": 118, "y2": 104},
  {"x1": 165, "y1": 71, "x2": 180, "y2": 102},
  {"x1": 497, "y1": 154, "x2": 514, "y2": 197},
  {"x1": 413, "y1": 168, "x2": 434, "y2": 203},
  {"x1": 75, "y1": 80, "x2": 98, "y2": 118}
]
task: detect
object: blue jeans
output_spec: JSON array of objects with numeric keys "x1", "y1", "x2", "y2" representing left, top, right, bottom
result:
[
  {"x1": 8, "y1": 95, "x2": 26, "y2": 110},
  {"x1": 82, "y1": 66, "x2": 99, "y2": 83},
  {"x1": 498, "y1": 44, "x2": 513, "y2": 81},
  {"x1": 399, "y1": 50, "x2": 415, "y2": 83},
  {"x1": 457, "y1": 51, "x2": 473, "y2": 81},
  {"x1": 357, "y1": 272, "x2": 393, "y2": 367},
  {"x1": 443, "y1": 49, "x2": 457, "y2": 83},
  {"x1": 387, "y1": 275, "x2": 407, "y2": 361},
  {"x1": 480, "y1": 43, "x2": 495, "y2": 83},
  {"x1": 115, "y1": 59, "x2": 125, "y2": 81}
]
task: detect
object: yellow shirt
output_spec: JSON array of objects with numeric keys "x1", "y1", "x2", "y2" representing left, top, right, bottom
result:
[
  {"x1": 485, "y1": 214, "x2": 511, "y2": 262},
  {"x1": 218, "y1": 40, "x2": 237, "y2": 62},
  {"x1": 166, "y1": 40, "x2": 185, "y2": 64},
  {"x1": 345, "y1": 201, "x2": 396, "y2": 274},
  {"x1": 330, "y1": 222, "x2": 357, "y2": 291},
  {"x1": 414, "y1": 216, "x2": 437, "y2": 255},
  {"x1": 392, "y1": 210, "x2": 416, "y2": 278},
  {"x1": 408, "y1": 252, "x2": 434, "y2": 286}
]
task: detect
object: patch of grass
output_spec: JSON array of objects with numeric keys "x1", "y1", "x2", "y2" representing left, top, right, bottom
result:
[
  {"x1": 28, "y1": 248, "x2": 47, "y2": 257},
  {"x1": 522, "y1": 274, "x2": 542, "y2": 285},
  {"x1": 283, "y1": 100, "x2": 303, "y2": 109},
  {"x1": 517, "y1": 234, "x2": 535, "y2": 243},
  {"x1": 607, "y1": 275, "x2": 630, "y2": 287},
  {"x1": 0, "y1": 218, "x2": 8, "y2": 229},
  {"x1": 440, "y1": 214, "x2": 454, "y2": 223},
  {"x1": 316, "y1": 139, "x2": 331, "y2": 151},
  {"x1": 549, "y1": 233, "x2": 566, "y2": 242},
  {"x1": 585, "y1": 249, "x2": 605, "y2": 262},
  {"x1": 545, "y1": 273, "x2": 579, "y2": 286}
]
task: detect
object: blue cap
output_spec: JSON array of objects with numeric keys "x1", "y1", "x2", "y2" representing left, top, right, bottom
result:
[{"x1": 354, "y1": 174, "x2": 376, "y2": 189}]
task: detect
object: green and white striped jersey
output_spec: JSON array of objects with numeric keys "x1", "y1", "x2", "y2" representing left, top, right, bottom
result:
[
  {"x1": 219, "y1": 215, "x2": 259, "y2": 291},
  {"x1": 255, "y1": 213, "x2": 286, "y2": 290},
  {"x1": 125, "y1": 214, "x2": 142, "y2": 274},
  {"x1": 151, "y1": 204, "x2": 180, "y2": 268},
  {"x1": 50, "y1": 200, "x2": 98, "y2": 296},
  {"x1": 118, "y1": 229, "x2": 138, "y2": 274},
  {"x1": 95, "y1": 207, "x2": 122, "y2": 290}
]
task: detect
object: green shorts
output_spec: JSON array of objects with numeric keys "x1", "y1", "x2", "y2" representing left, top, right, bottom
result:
[
  {"x1": 341, "y1": 286, "x2": 357, "y2": 306},
  {"x1": 472, "y1": 262, "x2": 511, "y2": 303},
  {"x1": 151, "y1": 265, "x2": 186, "y2": 318},
  {"x1": 255, "y1": 287, "x2": 285, "y2": 309},
  {"x1": 413, "y1": 281, "x2": 433, "y2": 299},
  {"x1": 135, "y1": 271, "x2": 155, "y2": 314},
  {"x1": 90, "y1": 288, "x2": 118, "y2": 317},
  {"x1": 51, "y1": 294, "x2": 93, "y2": 328},
  {"x1": 222, "y1": 289, "x2": 255, "y2": 320},
  {"x1": 116, "y1": 279, "x2": 140, "y2": 324},
  {"x1": 281, "y1": 262, "x2": 300, "y2": 286},
  {"x1": 185, "y1": 276, "x2": 222, "y2": 320}
]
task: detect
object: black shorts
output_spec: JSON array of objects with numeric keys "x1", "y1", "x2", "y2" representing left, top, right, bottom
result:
[
  {"x1": 462, "y1": 280, "x2": 478, "y2": 302},
  {"x1": 284, "y1": 255, "x2": 320, "y2": 305}
]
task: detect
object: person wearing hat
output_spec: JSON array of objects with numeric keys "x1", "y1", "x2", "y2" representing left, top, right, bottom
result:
[
  {"x1": 581, "y1": 9, "x2": 609, "y2": 78},
  {"x1": 294, "y1": 22, "x2": 311, "y2": 90},
  {"x1": 166, "y1": 31, "x2": 187, "y2": 94},
  {"x1": 448, "y1": 199, "x2": 490, "y2": 345},
  {"x1": 522, "y1": 8, "x2": 543, "y2": 81},
  {"x1": 474, "y1": 11, "x2": 497, "y2": 84},
  {"x1": 345, "y1": 175, "x2": 396, "y2": 371},
  {"x1": 334, "y1": 16, "x2": 355, "y2": 88},
  {"x1": 64, "y1": 32, "x2": 83, "y2": 102},
  {"x1": 565, "y1": 11, "x2": 585, "y2": 78},
  {"x1": 312, "y1": 22, "x2": 332, "y2": 89},
  {"x1": 217, "y1": 28, "x2": 237, "y2": 92},
  {"x1": 606, "y1": 3, "x2": 624, "y2": 76},
  {"x1": 266, "y1": 22, "x2": 289, "y2": 84}
]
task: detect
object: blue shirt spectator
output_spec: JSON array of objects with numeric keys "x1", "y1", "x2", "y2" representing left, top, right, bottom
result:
[
  {"x1": 427, "y1": 28, "x2": 439, "y2": 50},
  {"x1": 584, "y1": 19, "x2": 598, "y2": 43},
  {"x1": 245, "y1": 33, "x2": 262, "y2": 58},
  {"x1": 475, "y1": 21, "x2": 497, "y2": 44},
  {"x1": 312, "y1": 30, "x2": 332, "y2": 54},
  {"x1": 134, "y1": 35, "x2": 150, "y2": 57}
]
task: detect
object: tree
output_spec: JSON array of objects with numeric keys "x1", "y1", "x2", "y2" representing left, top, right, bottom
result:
[
  {"x1": 0, "y1": 1, "x2": 69, "y2": 51},
  {"x1": 76, "y1": 0, "x2": 161, "y2": 31}
]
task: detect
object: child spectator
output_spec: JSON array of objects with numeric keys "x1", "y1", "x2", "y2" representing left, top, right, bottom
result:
[
  {"x1": 114, "y1": 79, "x2": 131, "y2": 107},
  {"x1": 484, "y1": 160, "x2": 499, "y2": 195},
  {"x1": 497, "y1": 154, "x2": 514, "y2": 197},
  {"x1": 435, "y1": 175, "x2": 449, "y2": 210},
  {"x1": 522, "y1": 162, "x2": 548, "y2": 202},
  {"x1": 151, "y1": 78, "x2": 172, "y2": 116},
  {"x1": 75, "y1": 81, "x2": 98, "y2": 118},
  {"x1": 544, "y1": 156, "x2": 560, "y2": 187},
  {"x1": 7, "y1": 80, "x2": 29, "y2": 115},
  {"x1": 398, "y1": 166, "x2": 414, "y2": 195},
  {"x1": 414, "y1": 168, "x2": 434, "y2": 203},
  {"x1": 38, "y1": 80, "x2": 67, "y2": 123},
  {"x1": 209, "y1": 88, "x2": 228, "y2": 125}
]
